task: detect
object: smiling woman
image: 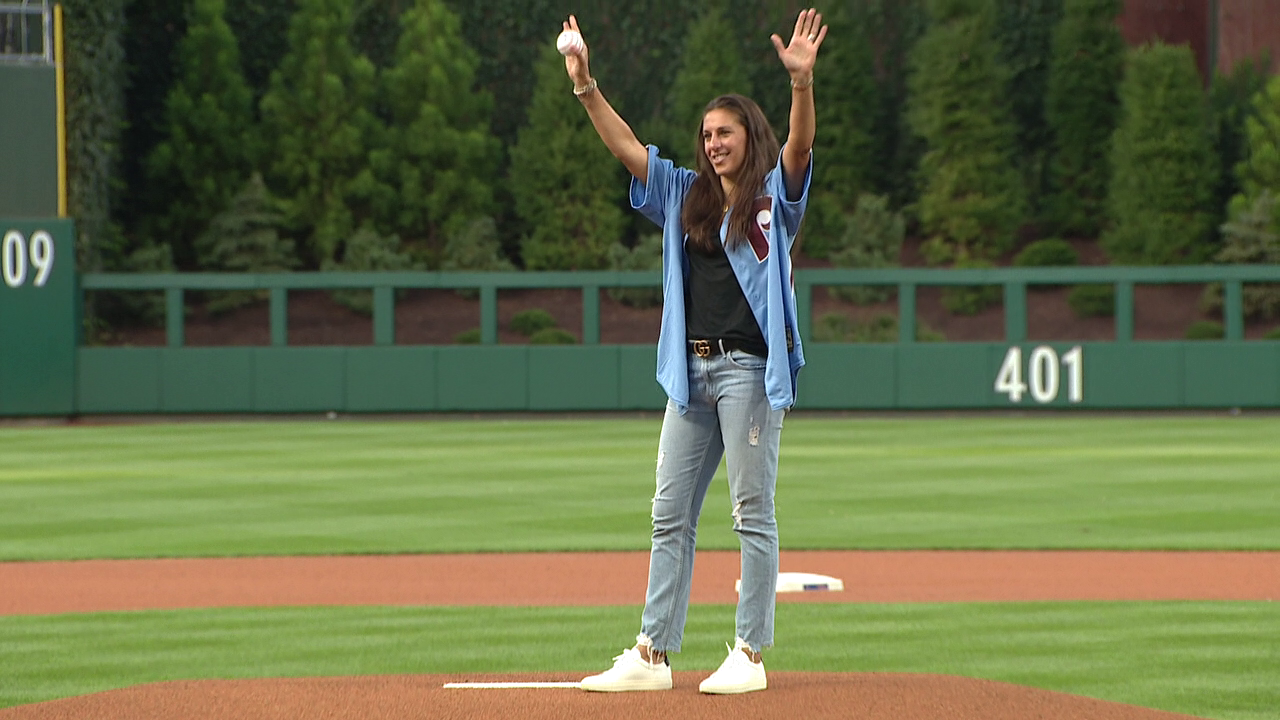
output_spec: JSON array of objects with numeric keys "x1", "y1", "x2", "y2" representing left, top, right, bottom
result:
[{"x1": 556, "y1": 7, "x2": 840, "y2": 696}]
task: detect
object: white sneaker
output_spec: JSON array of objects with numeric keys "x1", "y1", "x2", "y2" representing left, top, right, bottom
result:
[
  {"x1": 698, "y1": 638, "x2": 767, "y2": 694},
  {"x1": 580, "y1": 639, "x2": 672, "y2": 692}
]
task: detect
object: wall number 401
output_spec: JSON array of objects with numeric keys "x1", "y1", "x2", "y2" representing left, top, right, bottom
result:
[
  {"x1": 995, "y1": 345, "x2": 1083, "y2": 404},
  {"x1": 2, "y1": 230, "x2": 55, "y2": 289}
]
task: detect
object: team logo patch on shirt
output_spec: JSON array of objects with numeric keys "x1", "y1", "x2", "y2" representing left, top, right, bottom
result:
[{"x1": 747, "y1": 196, "x2": 772, "y2": 262}]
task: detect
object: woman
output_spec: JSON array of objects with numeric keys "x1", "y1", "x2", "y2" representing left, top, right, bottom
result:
[{"x1": 566, "y1": 8, "x2": 827, "y2": 695}]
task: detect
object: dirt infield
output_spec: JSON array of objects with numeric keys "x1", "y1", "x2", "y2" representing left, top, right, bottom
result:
[
  {"x1": 5, "y1": 550, "x2": 1276, "y2": 719},
  {"x1": 0, "y1": 673, "x2": 1210, "y2": 720},
  {"x1": 5, "y1": 550, "x2": 1277, "y2": 614}
]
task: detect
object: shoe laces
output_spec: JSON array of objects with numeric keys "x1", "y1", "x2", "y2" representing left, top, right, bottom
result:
[
  {"x1": 723, "y1": 639, "x2": 760, "y2": 668},
  {"x1": 611, "y1": 646, "x2": 639, "y2": 666},
  {"x1": 610, "y1": 644, "x2": 662, "y2": 670}
]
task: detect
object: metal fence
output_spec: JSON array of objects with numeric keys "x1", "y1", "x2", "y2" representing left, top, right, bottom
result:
[
  {"x1": 0, "y1": 1, "x2": 52, "y2": 65},
  {"x1": 78, "y1": 265, "x2": 1280, "y2": 348}
]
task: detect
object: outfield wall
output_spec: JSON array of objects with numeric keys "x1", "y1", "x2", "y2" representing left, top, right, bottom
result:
[
  {"x1": 4, "y1": 220, "x2": 1279, "y2": 416},
  {"x1": 0, "y1": 66, "x2": 59, "y2": 218},
  {"x1": 68, "y1": 341, "x2": 1280, "y2": 414}
]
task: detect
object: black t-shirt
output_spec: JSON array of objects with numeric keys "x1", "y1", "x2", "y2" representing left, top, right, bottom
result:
[{"x1": 684, "y1": 242, "x2": 767, "y2": 356}]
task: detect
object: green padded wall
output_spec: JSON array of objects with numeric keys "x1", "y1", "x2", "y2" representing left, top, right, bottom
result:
[
  {"x1": 0, "y1": 219, "x2": 75, "y2": 415},
  {"x1": 0, "y1": 67, "x2": 58, "y2": 218}
]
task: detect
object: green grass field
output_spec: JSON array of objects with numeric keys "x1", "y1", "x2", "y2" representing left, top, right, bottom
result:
[{"x1": 1, "y1": 415, "x2": 1277, "y2": 717}]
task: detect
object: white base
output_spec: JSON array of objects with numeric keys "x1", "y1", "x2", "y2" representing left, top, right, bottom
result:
[{"x1": 735, "y1": 571, "x2": 844, "y2": 593}]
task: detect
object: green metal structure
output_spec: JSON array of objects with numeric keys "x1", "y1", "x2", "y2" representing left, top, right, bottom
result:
[{"x1": 4, "y1": 220, "x2": 1279, "y2": 416}]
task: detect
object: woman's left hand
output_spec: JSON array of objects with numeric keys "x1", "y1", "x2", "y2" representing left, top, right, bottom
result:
[{"x1": 770, "y1": 8, "x2": 827, "y2": 81}]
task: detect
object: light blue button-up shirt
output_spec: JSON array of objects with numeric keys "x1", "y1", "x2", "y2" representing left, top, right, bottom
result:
[{"x1": 629, "y1": 144, "x2": 811, "y2": 412}]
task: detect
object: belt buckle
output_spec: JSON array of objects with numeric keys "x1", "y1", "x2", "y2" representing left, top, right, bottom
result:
[{"x1": 693, "y1": 340, "x2": 711, "y2": 358}]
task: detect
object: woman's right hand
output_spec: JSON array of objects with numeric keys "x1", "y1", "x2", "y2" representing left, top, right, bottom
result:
[{"x1": 562, "y1": 15, "x2": 592, "y2": 88}]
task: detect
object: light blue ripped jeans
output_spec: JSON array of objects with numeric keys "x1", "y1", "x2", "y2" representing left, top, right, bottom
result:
[{"x1": 640, "y1": 348, "x2": 785, "y2": 655}]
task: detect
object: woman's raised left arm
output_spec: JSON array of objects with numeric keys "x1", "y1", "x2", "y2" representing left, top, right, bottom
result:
[{"x1": 770, "y1": 8, "x2": 827, "y2": 200}]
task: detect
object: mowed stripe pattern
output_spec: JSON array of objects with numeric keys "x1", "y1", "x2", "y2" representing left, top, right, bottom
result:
[{"x1": 1, "y1": 416, "x2": 1277, "y2": 561}]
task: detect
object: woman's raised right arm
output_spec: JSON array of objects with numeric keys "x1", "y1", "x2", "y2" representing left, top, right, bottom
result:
[{"x1": 562, "y1": 16, "x2": 649, "y2": 183}]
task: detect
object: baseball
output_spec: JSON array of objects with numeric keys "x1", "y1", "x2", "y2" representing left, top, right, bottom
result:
[{"x1": 556, "y1": 29, "x2": 584, "y2": 56}]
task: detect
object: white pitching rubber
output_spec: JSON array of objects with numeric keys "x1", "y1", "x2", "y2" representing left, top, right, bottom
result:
[{"x1": 444, "y1": 682, "x2": 582, "y2": 689}]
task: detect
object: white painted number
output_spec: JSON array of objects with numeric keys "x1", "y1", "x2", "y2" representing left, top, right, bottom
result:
[
  {"x1": 30, "y1": 231, "x2": 54, "y2": 287},
  {"x1": 1028, "y1": 346, "x2": 1059, "y2": 403},
  {"x1": 2, "y1": 230, "x2": 55, "y2": 288},
  {"x1": 2, "y1": 231, "x2": 24, "y2": 287},
  {"x1": 995, "y1": 345, "x2": 1083, "y2": 404},
  {"x1": 1062, "y1": 346, "x2": 1084, "y2": 403},
  {"x1": 994, "y1": 346, "x2": 1027, "y2": 402}
]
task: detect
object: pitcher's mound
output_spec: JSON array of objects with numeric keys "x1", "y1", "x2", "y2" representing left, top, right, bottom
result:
[{"x1": 0, "y1": 672, "x2": 1206, "y2": 720}]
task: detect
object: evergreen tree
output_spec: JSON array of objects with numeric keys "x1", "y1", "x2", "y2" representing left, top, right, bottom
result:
[
  {"x1": 195, "y1": 173, "x2": 298, "y2": 314},
  {"x1": 118, "y1": 0, "x2": 185, "y2": 244},
  {"x1": 1232, "y1": 73, "x2": 1280, "y2": 214},
  {"x1": 907, "y1": 0, "x2": 1026, "y2": 263},
  {"x1": 803, "y1": 1, "x2": 880, "y2": 259},
  {"x1": 1043, "y1": 0, "x2": 1124, "y2": 237},
  {"x1": 868, "y1": 0, "x2": 928, "y2": 211},
  {"x1": 661, "y1": 0, "x2": 753, "y2": 169},
  {"x1": 1203, "y1": 192, "x2": 1280, "y2": 322},
  {"x1": 995, "y1": 0, "x2": 1063, "y2": 216},
  {"x1": 223, "y1": 0, "x2": 293, "y2": 108},
  {"x1": 1102, "y1": 43, "x2": 1216, "y2": 264},
  {"x1": 1209, "y1": 59, "x2": 1270, "y2": 244},
  {"x1": 259, "y1": 0, "x2": 394, "y2": 268},
  {"x1": 509, "y1": 45, "x2": 627, "y2": 270},
  {"x1": 352, "y1": 0, "x2": 406, "y2": 71},
  {"x1": 443, "y1": 217, "x2": 515, "y2": 274},
  {"x1": 377, "y1": 0, "x2": 501, "y2": 259},
  {"x1": 144, "y1": 0, "x2": 257, "y2": 269},
  {"x1": 61, "y1": 0, "x2": 127, "y2": 272}
]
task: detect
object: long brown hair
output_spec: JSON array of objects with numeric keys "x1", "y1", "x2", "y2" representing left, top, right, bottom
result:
[{"x1": 681, "y1": 94, "x2": 781, "y2": 254}]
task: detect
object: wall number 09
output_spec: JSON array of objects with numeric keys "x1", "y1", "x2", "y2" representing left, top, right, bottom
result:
[
  {"x1": 995, "y1": 345, "x2": 1083, "y2": 404},
  {"x1": 3, "y1": 230, "x2": 56, "y2": 288}
]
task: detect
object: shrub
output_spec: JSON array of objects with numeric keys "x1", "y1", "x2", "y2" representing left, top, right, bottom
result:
[
  {"x1": 442, "y1": 216, "x2": 515, "y2": 299},
  {"x1": 812, "y1": 312, "x2": 944, "y2": 343},
  {"x1": 510, "y1": 309, "x2": 556, "y2": 336},
  {"x1": 1013, "y1": 238, "x2": 1079, "y2": 267},
  {"x1": 1102, "y1": 43, "x2": 1216, "y2": 264},
  {"x1": 1201, "y1": 192, "x2": 1280, "y2": 321},
  {"x1": 848, "y1": 314, "x2": 901, "y2": 343},
  {"x1": 143, "y1": 0, "x2": 256, "y2": 269},
  {"x1": 510, "y1": 45, "x2": 626, "y2": 270},
  {"x1": 995, "y1": 0, "x2": 1064, "y2": 216},
  {"x1": 660, "y1": 0, "x2": 752, "y2": 171},
  {"x1": 941, "y1": 258, "x2": 1002, "y2": 316},
  {"x1": 443, "y1": 217, "x2": 513, "y2": 272},
  {"x1": 378, "y1": 0, "x2": 501, "y2": 250},
  {"x1": 908, "y1": 0, "x2": 1026, "y2": 263},
  {"x1": 1231, "y1": 73, "x2": 1280, "y2": 216},
  {"x1": 529, "y1": 327, "x2": 578, "y2": 345},
  {"x1": 804, "y1": 1, "x2": 881, "y2": 258},
  {"x1": 195, "y1": 173, "x2": 298, "y2": 315},
  {"x1": 321, "y1": 226, "x2": 418, "y2": 315},
  {"x1": 1208, "y1": 58, "x2": 1270, "y2": 242},
  {"x1": 1265, "y1": 326, "x2": 1280, "y2": 340},
  {"x1": 1186, "y1": 320, "x2": 1225, "y2": 340},
  {"x1": 828, "y1": 194, "x2": 905, "y2": 305},
  {"x1": 1043, "y1": 0, "x2": 1124, "y2": 237},
  {"x1": 1068, "y1": 283, "x2": 1115, "y2": 318},
  {"x1": 813, "y1": 313, "x2": 853, "y2": 343},
  {"x1": 259, "y1": 0, "x2": 390, "y2": 268},
  {"x1": 454, "y1": 328, "x2": 481, "y2": 344},
  {"x1": 606, "y1": 234, "x2": 663, "y2": 308}
]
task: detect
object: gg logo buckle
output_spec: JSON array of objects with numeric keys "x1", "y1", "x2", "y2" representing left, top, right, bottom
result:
[{"x1": 693, "y1": 340, "x2": 712, "y2": 358}]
